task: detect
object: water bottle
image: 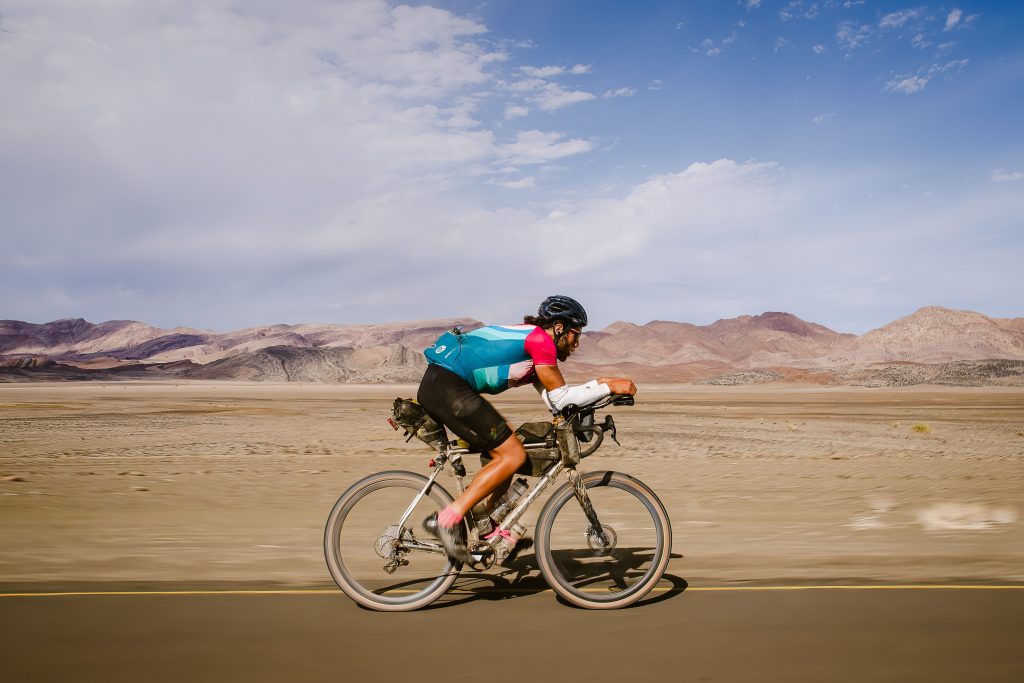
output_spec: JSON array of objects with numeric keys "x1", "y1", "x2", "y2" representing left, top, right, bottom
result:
[
  {"x1": 470, "y1": 501, "x2": 493, "y2": 537},
  {"x1": 494, "y1": 522, "x2": 527, "y2": 562},
  {"x1": 489, "y1": 478, "x2": 529, "y2": 525}
]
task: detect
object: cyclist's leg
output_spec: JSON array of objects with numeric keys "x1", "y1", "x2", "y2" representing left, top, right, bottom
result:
[
  {"x1": 417, "y1": 365, "x2": 525, "y2": 517},
  {"x1": 447, "y1": 433, "x2": 526, "y2": 518}
]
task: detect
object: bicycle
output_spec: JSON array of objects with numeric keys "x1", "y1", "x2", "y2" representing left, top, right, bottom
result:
[{"x1": 323, "y1": 394, "x2": 672, "y2": 611}]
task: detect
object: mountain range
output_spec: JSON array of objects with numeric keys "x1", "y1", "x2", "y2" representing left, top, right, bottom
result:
[{"x1": 2, "y1": 307, "x2": 1023, "y2": 386}]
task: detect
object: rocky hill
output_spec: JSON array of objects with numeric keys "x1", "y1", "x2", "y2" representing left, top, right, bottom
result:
[
  {"x1": 2, "y1": 307, "x2": 1023, "y2": 386},
  {"x1": 825, "y1": 307, "x2": 1024, "y2": 365},
  {"x1": 572, "y1": 312, "x2": 852, "y2": 369}
]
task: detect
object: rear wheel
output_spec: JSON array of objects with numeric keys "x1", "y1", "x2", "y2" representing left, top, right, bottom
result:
[
  {"x1": 324, "y1": 470, "x2": 463, "y2": 611},
  {"x1": 535, "y1": 470, "x2": 672, "y2": 609}
]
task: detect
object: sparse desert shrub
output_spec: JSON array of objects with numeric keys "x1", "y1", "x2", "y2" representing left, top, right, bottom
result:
[{"x1": 911, "y1": 423, "x2": 931, "y2": 433}]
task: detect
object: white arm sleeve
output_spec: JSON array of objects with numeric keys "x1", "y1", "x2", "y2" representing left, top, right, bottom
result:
[{"x1": 541, "y1": 380, "x2": 611, "y2": 413}]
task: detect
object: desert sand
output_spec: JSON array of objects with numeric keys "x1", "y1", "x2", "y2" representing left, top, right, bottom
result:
[{"x1": 1, "y1": 382, "x2": 1022, "y2": 587}]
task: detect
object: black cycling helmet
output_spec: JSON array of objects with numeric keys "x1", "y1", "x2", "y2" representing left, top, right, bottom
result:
[{"x1": 538, "y1": 295, "x2": 588, "y2": 329}]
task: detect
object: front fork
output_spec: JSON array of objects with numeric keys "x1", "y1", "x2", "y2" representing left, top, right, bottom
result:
[{"x1": 565, "y1": 468, "x2": 610, "y2": 549}]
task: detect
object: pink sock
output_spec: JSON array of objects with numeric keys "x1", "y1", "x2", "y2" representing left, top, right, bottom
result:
[
  {"x1": 437, "y1": 507, "x2": 463, "y2": 529},
  {"x1": 484, "y1": 528, "x2": 512, "y2": 541}
]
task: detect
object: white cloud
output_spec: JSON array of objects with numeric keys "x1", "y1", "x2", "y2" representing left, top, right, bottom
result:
[
  {"x1": 504, "y1": 104, "x2": 529, "y2": 119},
  {"x1": 747, "y1": 0, "x2": 762, "y2": 8},
  {"x1": 707, "y1": 47, "x2": 723, "y2": 56},
  {"x1": 781, "y1": 1, "x2": 821, "y2": 22},
  {"x1": 603, "y1": 87, "x2": 637, "y2": 99},
  {"x1": 520, "y1": 63, "x2": 590, "y2": 78},
  {"x1": 991, "y1": 169, "x2": 1024, "y2": 182},
  {"x1": 509, "y1": 77, "x2": 547, "y2": 92},
  {"x1": 884, "y1": 59, "x2": 969, "y2": 94},
  {"x1": 812, "y1": 113, "x2": 835, "y2": 124},
  {"x1": 676, "y1": 21, "x2": 685, "y2": 30},
  {"x1": 521, "y1": 65, "x2": 567, "y2": 78},
  {"x1": 944, "y1": 8, "x2": 963, "y2": 31},
  {"x1": 509, "y1": 63, "x2": 594, "y2": 111},
  {"x1": 885, "y1": 75, "x2": 930, "y2": 95},
  {"x1": 837, "y1": 21, "x2": 874, "y2": 52},
  {"x1": 647, "y1": 79, "x2": 664, "y2": 90},
  {"x1": 490, "y1": 176, "x2": 537, "y2": 189},
  {"x1": 531, "y1": 83, "x2": 596, "y2": 111},
  {"x1": 943, "y1": 9, "x2": 979, "y2": 32},
  {"x1": 497, "y1": 130, "x2": 594, "y2": 165},
  {"x1": 879, "y1": 9, "x2": 922, "y2": 30},
  {"x1": 911, "y1": 33, "x2": 932, "y2": 50},
  {"x1": 812, "y1": 44, "x2": 827, "y2": 54},
  {"x1": 774, "y1": 37, "x2": 792, "y2": 52}
]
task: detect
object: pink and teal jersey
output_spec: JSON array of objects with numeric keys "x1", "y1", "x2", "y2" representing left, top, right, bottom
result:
[{"x1": 424, "y1": 324, "x2": 557, "y2": 394}]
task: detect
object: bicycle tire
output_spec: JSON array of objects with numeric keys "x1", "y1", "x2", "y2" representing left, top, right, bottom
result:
[
  {"x1": 535, "y1": 470, "x2": 672, "y2": 609},
  {"x1": 324, "y1": 470, "x2": 463, "y2": 611}
]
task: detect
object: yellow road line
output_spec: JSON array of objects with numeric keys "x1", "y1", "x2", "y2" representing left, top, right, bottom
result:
[{"x1": 2, "y1": 585, "x2": 1023, "y2": 598}]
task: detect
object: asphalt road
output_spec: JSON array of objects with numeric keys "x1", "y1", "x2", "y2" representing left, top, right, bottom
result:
[{"x1": 2, "y1": 580, "x2": 1023, "y2": 683}]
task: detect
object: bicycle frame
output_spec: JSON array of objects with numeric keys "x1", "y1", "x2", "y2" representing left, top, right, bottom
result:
[
  {"x1": 389, "y1": 395, "x2": 632, "y2": 562},
  {"x1": 396, "y1": 439, "x2": 596, "y2": 565}
]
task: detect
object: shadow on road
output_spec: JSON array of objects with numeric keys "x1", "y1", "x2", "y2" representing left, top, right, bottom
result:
[{"x1": 416, "y1": 551, "x2": 687, "y2": 610}]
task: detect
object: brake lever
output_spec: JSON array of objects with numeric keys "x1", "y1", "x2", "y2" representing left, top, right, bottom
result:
[{"x1": 601, "y1": 415, "x2": 619, "y2": 445}]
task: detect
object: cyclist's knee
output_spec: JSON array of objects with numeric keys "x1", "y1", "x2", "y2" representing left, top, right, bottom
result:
[{"x1": 490, "y1": 434, "x2": 527, "y2": 468}]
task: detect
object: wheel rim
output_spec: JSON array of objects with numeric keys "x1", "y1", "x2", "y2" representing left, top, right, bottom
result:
[
  {"x1": 542, "y1": 479, "x2": 665, "y2": 604},
  {"x1": 328, "y1": 478, "x2": 457, "y2": 607}
]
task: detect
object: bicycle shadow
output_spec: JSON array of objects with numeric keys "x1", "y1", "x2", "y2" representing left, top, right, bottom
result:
[{"x1": 423, "y1": 550, "x2": 687, "y2": 610}]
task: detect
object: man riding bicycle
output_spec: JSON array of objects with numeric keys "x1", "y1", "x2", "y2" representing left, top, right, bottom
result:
[{"x1": 417, "y1": 295, "x2": 637, "y2": 562}]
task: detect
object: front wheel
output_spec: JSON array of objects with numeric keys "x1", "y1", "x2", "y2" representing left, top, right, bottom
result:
[
  {"x1": 535, "y1": 471, "x2": 672, "y2": 609},
  {"x1": 324, "y1": 470, "x2": 463, "y2": 611}
]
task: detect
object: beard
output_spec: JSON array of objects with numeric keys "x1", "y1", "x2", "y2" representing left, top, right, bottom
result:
[{"x1": 555, "y1": 337, "x2": 574, "y2": 362}]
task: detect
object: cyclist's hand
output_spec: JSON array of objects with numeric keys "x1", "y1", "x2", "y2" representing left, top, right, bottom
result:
[{"x1": 599, "y1": 377, "x2": 637, "y2": 396}]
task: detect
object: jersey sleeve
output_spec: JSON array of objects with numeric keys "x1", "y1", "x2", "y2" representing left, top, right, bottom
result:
[{"x1": 524, "y1": 326, "x2": 558, "y2": 366}]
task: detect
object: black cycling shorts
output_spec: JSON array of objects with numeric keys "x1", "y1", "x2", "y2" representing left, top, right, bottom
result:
[{"x1": 417, "y1": 364, "x2": 514, "y2": 451}]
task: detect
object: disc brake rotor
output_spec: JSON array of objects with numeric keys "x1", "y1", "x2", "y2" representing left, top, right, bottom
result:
[
  {"x1": 585, "y1": 524, "x2": 618, "y2": 555},
  {"x1": 374, "y1": 525, "x2": 409, "y2": 558}
]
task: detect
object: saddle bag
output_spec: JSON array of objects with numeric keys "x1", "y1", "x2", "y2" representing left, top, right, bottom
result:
[{"x1": 390, "y1": 398, "x2": 447, "y2": 450}]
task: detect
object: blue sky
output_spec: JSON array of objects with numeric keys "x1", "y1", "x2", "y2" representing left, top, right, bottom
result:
[{"x1": 1, "y1": 1, "x2": 1021, "y2": 333}]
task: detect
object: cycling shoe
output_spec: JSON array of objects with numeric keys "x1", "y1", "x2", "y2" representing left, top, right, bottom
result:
[{"x1": 422, "y1": 512, "x2": 471, "y2": 564}]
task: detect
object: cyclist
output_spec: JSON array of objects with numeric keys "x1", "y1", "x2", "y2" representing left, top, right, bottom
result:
[{"x1": 417, "y1": 295, "x2": 637, "y2": 562}]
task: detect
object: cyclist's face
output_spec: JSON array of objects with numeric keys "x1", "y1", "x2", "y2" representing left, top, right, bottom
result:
[{"x1": 555, "y1": 326, "x2": 582, "y2": 361}]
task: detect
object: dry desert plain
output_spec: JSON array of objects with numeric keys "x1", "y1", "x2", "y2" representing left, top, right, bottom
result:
[{"x1": 1, "y1": 381, "x2": 1023, "y2": 588}]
